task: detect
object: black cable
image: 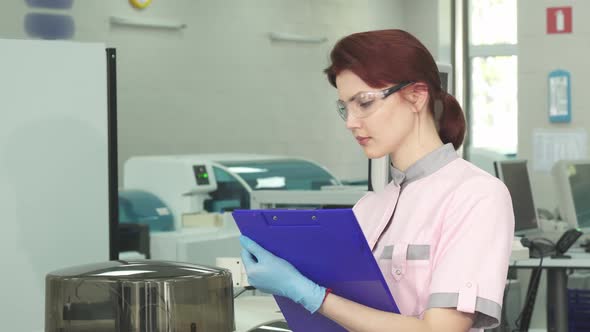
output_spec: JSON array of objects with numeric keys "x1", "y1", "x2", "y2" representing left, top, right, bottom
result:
[
  {"x1": 233, "y1": 286, "x2": 256, "y2": 299},
  {"x1": 501, "y1": 261, "x2": 518, "y2": 330},
  {"x1": 367, "y1": 159, "x2": 373, "y2": 192},
  {"x1": 513, "y1": 242, "x2": 546, "y2": 332},
  {"x1": 513, "y1": 239, "x2": 540, "y2": 330},
  {"x1": 522, "y1": 258, "x2": 544, "y2": 330},
  {"x1": 513, "y1": 264, "x2": 541, "y2": 331}
]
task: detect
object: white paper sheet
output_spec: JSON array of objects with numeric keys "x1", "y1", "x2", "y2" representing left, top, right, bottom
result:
[{"x1": 533, "y1": 129, "x2": 588, "y2": 172}]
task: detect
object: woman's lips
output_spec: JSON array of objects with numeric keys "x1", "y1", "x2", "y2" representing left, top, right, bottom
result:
[{"x1": 356, "y1": 137, "x2": 371, "y2": 146}]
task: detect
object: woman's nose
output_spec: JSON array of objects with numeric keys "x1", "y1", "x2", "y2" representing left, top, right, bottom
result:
[{"x1": 345, "y1": 113, "x2": 362, "y2": 130}]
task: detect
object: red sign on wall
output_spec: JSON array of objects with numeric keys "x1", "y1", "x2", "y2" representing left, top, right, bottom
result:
[{"x1": 547, "y1": 7, "x2": 572, "y2": 34}]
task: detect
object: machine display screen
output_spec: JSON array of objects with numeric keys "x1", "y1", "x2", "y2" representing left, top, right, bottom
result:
[
  {"x1": 439, "y1": 72, "x2": 448, "y2": 93},
  {"x1": 569, "y1": 164, "x2": 590, "y2": 228},
  {"x1": 193, "y1": 165, "x2": 210, "y2": 185},
  {"x1": 500, "y1": 161, "x2": 538, "y2": 232}
]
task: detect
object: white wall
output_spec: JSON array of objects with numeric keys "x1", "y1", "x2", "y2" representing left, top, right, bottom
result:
[
  {"x1": 437, "y1": 0, "x2": 452, "y2": 65},
  {"x1": 518, "y1": 0, "x2": 590, "y2": 329},
  {"x1": 518, "y1": 0, "x2": 589, "y2": 211},
  {"x1": 0, "y1": 1, "x2": 444, "y2": 183},
  {"x1": 403, "y1": 0, "x2": 442, "y2": 60},
  {"x1": 367, "y1": 0, "x2": 406, "y2": 31}
]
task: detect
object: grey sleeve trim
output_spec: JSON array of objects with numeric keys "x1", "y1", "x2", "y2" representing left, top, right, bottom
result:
[
  {"x1": 407, "y1": 245, "x2": 430, "y2": 260},
  {"x1": 380, "y1": 245, "x2": 394, "y2": 259},
  {"x1": 427, "y1": 293, "x2": 502, "y2": 329},
  {"x1": 379, "y1": 245, "x2": 430, "y2": 260}
]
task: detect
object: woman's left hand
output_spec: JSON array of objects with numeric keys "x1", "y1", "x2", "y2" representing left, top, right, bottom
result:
[{"x1": 239, "y1": 235, "x2": 326, "y2": 313}]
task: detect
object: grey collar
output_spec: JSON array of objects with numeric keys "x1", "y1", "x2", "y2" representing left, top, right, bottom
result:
[{"x1": 390, "y1": 143, "x2": 458, "y2": 188}]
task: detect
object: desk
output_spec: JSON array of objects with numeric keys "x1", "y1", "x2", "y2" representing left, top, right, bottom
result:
[
  {"x1": 234, "y1": 295, "x2": 286, "y2": 332},
  {"x1": 510, "y1": 249, "x2": 590, "y2": 332}
]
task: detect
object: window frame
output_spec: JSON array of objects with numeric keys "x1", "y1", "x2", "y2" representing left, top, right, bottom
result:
[{"x1": 467, "y1": 0, "x2": 518, "y2": 155}]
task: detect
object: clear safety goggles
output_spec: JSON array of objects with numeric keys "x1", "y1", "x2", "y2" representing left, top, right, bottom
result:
[{"x1": 336, "y1": 81, "x2": 414, "y2": 121}]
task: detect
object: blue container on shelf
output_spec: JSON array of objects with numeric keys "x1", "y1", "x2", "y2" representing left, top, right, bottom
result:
[
  {"x1": 568, "y1": 289, "x2": 590, "y2": 332},
  {"x1": 119, "y1": 189, "x2": 174, "y2": 232}
]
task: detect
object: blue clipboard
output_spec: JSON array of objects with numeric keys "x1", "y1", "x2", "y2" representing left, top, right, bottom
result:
[{"x1": 232, "y1": 209, "x2": 399, "y2": 332}]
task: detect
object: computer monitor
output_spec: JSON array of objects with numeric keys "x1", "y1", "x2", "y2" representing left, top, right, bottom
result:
[
  {"x1": 494, "y1": 160, "x2": 539, "y2": 234},
  {"x1": 369, "y1": 62, "x2": 453, "y2": 191},
  {"x1": 552, "y1": 159, "x2": 590, "y2": 229},
  {"x1": 436, "y1": 62, "x2": 453, "y2": 96}
]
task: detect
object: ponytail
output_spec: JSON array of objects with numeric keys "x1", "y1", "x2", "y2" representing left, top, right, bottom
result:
[{"x1": 437, "y1": 93, "x2": 466, "y2": 150}]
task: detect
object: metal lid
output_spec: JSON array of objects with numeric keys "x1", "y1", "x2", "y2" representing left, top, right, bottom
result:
[{"x1": 47, "y1": 260, "x2": 227, "y2": 280}]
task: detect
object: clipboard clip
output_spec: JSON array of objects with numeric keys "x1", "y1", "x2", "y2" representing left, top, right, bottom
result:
[{"x1": 261, "y1": 210, "x2": 321, "y2": 226}]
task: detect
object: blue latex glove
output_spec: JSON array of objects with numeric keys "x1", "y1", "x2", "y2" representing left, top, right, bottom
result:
[{"x1": 239, "y1": 235, "x2": 327, "y2": 313}]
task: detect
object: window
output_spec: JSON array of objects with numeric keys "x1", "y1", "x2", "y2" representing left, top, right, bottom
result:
[{"x1": 469, "y1": 0, "x2": 518, "y2": 155}]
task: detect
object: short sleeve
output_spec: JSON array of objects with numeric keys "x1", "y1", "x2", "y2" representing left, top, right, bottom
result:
[{"x1": 427, "y1": 177, "x2": 515, "y2": 329}]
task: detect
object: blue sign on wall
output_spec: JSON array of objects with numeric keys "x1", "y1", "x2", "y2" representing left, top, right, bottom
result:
[
  {"x1": 25, "y1": 0, "x2": 73, "y2": 9},
  {"x1": 25, "y1": 14, "x2": 74, "y2": 40},
  {"x1": 548, "y1": 69, "x2": 571, "y2": 123},
  {"x1": 24, "y1": 0, "x2": 75, "y2": 40}
]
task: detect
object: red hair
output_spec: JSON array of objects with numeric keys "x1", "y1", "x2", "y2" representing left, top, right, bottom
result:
[{"x1": 324, "y1": 29, "x2": 466, "y2": 150}]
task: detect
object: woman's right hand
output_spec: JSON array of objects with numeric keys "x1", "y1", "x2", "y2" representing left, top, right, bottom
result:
[{"x1": 239, "y1": 235, "x2": 327, "y2": 313}]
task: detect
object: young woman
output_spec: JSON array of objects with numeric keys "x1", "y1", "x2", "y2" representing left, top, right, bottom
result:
[{"x1": 240, "y1": 29, "x2": 515, "y2": 332}]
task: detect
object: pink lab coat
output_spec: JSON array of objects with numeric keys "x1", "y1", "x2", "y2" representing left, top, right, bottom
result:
[{"x1": 353, "y1": 144, "x2": 515, "y2": 331}]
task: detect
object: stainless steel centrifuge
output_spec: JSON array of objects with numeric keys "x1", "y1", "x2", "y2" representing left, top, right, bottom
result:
[{"x1": 45, "y1": 260, "x2": 234, "y2": 332}]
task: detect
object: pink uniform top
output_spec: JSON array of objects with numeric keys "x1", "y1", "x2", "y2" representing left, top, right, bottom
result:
[{"x1": 353, "y1": 144, "x2": 515, "y2": 331}]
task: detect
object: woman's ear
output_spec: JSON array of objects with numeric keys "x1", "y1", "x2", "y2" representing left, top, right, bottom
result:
[{"x1": 403, "y1": 83, "x2": 429, "y2": 113}]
